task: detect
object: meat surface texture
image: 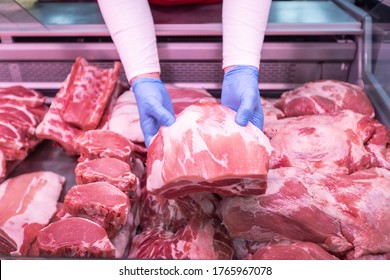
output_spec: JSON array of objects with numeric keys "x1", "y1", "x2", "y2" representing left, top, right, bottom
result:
[
  {"x1": 220, "y1": 167, "x2": 390, "y2": 258},
  {"x1": 36, "y1": 217, "x2": 116, "y2": 258},
  {"x1": 128, "y1": 217, "x2": 234, "y2": 260},
  {"x1": 146, "y1": 100, "x2": 273, "y2": 198},
  {"x1": 64, "y1": 182, "x2": 130, "y2": 237},
  {"x1": 104, "y1": 86, "x2": 217, "y2": 144},
  {"x1": 36, "y1": 58, "x2": 123, "y2": 155},
  {"x1": 0, "y1": 86, "x2": 48, "y2": 181},
  {"x1": 0, "y1": 171, "x2": 65, "y2": 256},
  {"x1": 244, "y1": 241, "x2": 339, "y2": 260},
  {"x1": 75, "y1": 157, "x2": 137, "y2": 195},
  {"x1": 77, "y1": 130, "x2": 134, "y2": 164},
  {"x1": 275, "y1": 80, "x2": 375, "y2": 117}
]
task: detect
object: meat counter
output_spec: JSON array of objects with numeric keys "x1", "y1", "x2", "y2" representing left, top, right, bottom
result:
[{"x1": 0, "y1": 0, "x2": 390, "y2": 259}]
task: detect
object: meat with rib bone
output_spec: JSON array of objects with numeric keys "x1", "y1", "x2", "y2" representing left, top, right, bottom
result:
[
  {"x1": 75, "y1": 157, "x2": 137, "y2": 196},
  {"x1": 36, "y1": 57, "x2": 123, "y2": 155},
  {"x1": 64, "y1": 182, "x2": 130, "y2": 237},
  {"x1": 0, "y1": 171, "x2": 65, "y2": 256},
  {"x1": 220, "y1": 167, "x2": 390, "y2": 258},
  {"x1": 77, "y1": 130, "x2": 134, "y2": 164},
  {"x1": 36, "y1": 217, "x2": 116, "y2": 258},
  {"x1": 146, "y1": 100, "x2": 273, "y2": 198},
  {"x1": 61, "y1": 58, "x2": 121, "y2": 130},
  {"x1": 274, "y1": 80, "x2": 375, "y2": 117},
  {"x1": 128, "y1": 217, "x2": 234, "y2": 259}
]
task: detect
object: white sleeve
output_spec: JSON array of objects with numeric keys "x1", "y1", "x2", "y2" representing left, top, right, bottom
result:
[
  {"x1": 97, "y1": 0, "x2": 160, "y2": 82},
  {"x1": 222, "y1": 0, "x2": 272, "y2": 70}
]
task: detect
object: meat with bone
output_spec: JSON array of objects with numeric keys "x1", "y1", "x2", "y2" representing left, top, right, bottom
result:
[
  {"x1": 61, "y1": 58, "x2": 121, "y2": 130},
  {"x1": 243, "y1": 241, "x2": 339, "y2": 260},
  {"x1": 0, "y1": 171, "x2": 65, "y2": 256},
  {"x1": 35, "y1": 217, "x2": 116, "y2": 258},
  {"x1": 64, "y1": 182, "x2": 130, "y2": 237},
  {"x1": 77, "y1": 130, "x2": 135, "y2": 164},
  {"x1": 75, "y1": 157, "x2": 137, "y2": 196},
  {"x1": 274, "y1": 80, "x2": 375, "y2": 117},
  {"x1": 36, "y1": 58, "x2": 123, "y2": 155},
  {"x1": 220, "y1": 167, "x2": 390, "y2": 258},
  {"x1": 0, "y1": 86, "x2": 45, "y2": 107},
  {"x1": 146, "y1": 100, "x2": 273, "y2": 198},
  {"x1": 128, "y1": 217, "x2": 234, "y2": 260}
]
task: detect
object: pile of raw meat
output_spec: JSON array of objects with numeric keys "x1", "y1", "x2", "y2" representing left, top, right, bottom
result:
[{"x1": 0, "y1": 58, "x2": 389, "y2": 260}]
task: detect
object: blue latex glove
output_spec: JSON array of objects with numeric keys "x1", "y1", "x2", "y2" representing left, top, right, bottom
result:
[
  {"x1": 132, "y1": 78, "x2": 175, "y2": 148},
  {"x1": 221, "y1": 65, "x2": 264, "y2": 130}
]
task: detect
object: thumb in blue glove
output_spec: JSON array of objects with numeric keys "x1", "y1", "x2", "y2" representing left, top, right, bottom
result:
[
  {"x1": 221, "y1": 65, "x2": 264, "y2": 131},
  {"x1": 132, "y1": 77, "x2": 175, "y2": 147}
]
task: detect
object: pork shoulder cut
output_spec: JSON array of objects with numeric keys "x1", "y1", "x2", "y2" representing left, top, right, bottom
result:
[{"x1": 146, "y1": 100, "x2": 273, "y2": 198}]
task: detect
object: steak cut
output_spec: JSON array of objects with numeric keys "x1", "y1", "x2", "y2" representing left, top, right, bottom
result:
[
  {"x1": 0, "y1": 171, "x2": 65, "y2": 256},
  {"x1": 146, "y1": 100, "x2": 273, "y2": 198},
  {"x1": 75, "y1": 157, "x2": 137, "y2": 195},
  {"x1": 275, "y1": 80, "x2": 375, "y2": 117},
  {"x1": 35, "y1": 217, "x2": 116, "y2": 258},
  {"x1": 128, "y1": 217, "x2": 234, "y2": 260},
  {"x1": 244, "y1": 241, "x2": 339, "y2": 260},
  {"x1": 64, "y1": 182, "x2": 130, "y2": 237}
]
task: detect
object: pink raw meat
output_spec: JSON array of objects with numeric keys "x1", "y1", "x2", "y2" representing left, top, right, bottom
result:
[
  {"x1": 0, "y1": 171, "x2": 65, "y2": 256},
  {"x1": 244, "y1": 241, "x2": 339, "y2": 260},
  {"x1": 128, "y1": 217, "x2": 234, "y2": 260},
  {"x1": 75, "y1": 157, "x2": 137, "y2": 195},
  {"x1": 61, "y1": 57, "x2": 121, "y2": 130},
  {"x1": 275, "y1": 80, "x2": 375, "y2": 117},
  {"x1": 0, "y1": 86, "x2": 45, "y2": 107},
  {"x1": 35, "y1": 217, "x2": 116, "y2": 258},
  {"x1": 146, "y1": 100, "x2": 273, "y2": 198},
  {"x1": 64, "y1": 182, "x2": 130, "y2": 237}
]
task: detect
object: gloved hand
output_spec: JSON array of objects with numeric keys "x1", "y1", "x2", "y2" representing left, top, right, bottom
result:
[
  {"x1": 132, "y1": 77, "x2": 175, "y2": 148},
  {"x1": 221, "y1": 65, "x2": 264, "y2": 130}
]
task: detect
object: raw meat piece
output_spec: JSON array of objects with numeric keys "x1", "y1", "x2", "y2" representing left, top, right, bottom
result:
[
  {"x1": 128, "y1": 217, "x2": 234, "y2": 260},
  {"x1": 35, "y1": 217, "x2": 116, "y2": 258},
  {"x1": 146, "y1": 100, "x2": 273, "y2": 198},
  {"x1": 244, "y1": 241, "x2": 339, "y2": 260},
  {"x1": 269, "y1": 119, "x2": 375, "y2": 175},
  {"x1": 0, "y1": 86, "x2": 45, "y2": 107},
  {"x1": 104, "y1": 86, "x2": 217, "y2": 144},
  {"x1": 75, "y1": 157, "x2": 137, "y2": 195},
  {"x1": 261, "y1": 97, "x2": 285, "y2": 123},
  {"x1": 36, "y1": 58, "x2": 123, "y2": 155},
  {"x1": 64, "y1": 182, "x2": 130, "y2": 237},
  {"x1": 61, "y1": 57, "x2": 121, "y2": 130},
  {"x1": 140, "y1": 190, "x2": 220, "y2": 231},
  {"x1": 0, "y1": 104, "x2": 43, "y2": 130},
  {"x1": 0, "y1": 171, "x2": 65, "y2": 256},
  {"x1": 0, "y1": 121, "x2": 30, "y2": 161},
  {"x1": 77, "y1": 130, "x2": 135, "y2": 164},
  {"x1": 275, "y1": 80, "x2": 375, "y2": 117},
  {"x1": 219, "y1": 167, "x2": 353, "y2": 255},
  {"x1": 365, "y1": 120, "x2": 390, "y2": 170},
  {"x1": 220, "y1": 167, "x2": 390, "y2": 258},
  {"x1": 0, "y1": 151, "x2": 5, "y2": 178}
]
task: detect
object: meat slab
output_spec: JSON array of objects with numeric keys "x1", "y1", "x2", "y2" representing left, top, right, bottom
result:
[
  {"x1": 36, "y1": 58, "x2": 123, "y2": 155},
  {"x1": 275, "y1": 80, "x2": 375, "y2": 117},
  {"x1": 35, "y1": 217, "x2": 116, "y2": 258},
  {"x1": 128, "y1": 217, "x2": 234, "y2": 260},
  {"x1": 0, "y1": 171, "x2": 65, "y2": 256},
  {"x1": 75, "y1": 157, "x2": 137, "y2": 195},
  {"x1": 220, "y1": 167, "x2": 390, "y2": 258},
  {"x1": 244, "y1": 241, "x2": 339, "y2": 260},
  {"x1": 146, "y1": 100, "x2": 273, "y2": 198},
  {"x1": 64, "y1": 182, "x2": 130, "y2": 237}
]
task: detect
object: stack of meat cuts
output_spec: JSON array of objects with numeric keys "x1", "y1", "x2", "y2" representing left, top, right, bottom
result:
[{"x1": 0, "y1": 86, "x2": 48, "y2": 182}]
